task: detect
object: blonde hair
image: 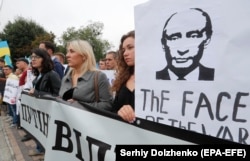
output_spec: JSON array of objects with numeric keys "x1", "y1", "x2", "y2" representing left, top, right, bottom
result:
[{"x1": 66, "y1": 39, "x2": 97, "y2": 75}]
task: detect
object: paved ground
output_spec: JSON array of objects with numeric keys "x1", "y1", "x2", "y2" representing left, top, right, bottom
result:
[{"x1": 0, "y1": 109, "x2": 44, "y2": 161}]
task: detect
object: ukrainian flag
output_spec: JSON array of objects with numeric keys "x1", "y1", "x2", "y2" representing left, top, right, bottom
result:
[
  {"x1": 0, "y1": 41, "x2": 10, "y2": 57},
  {"x1": 0, "y1": 41, "x2": 12, "y2": 67}
]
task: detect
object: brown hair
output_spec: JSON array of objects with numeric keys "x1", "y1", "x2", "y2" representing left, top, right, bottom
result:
[
  {"x1": 112, "y1": 30, "x2": 135, "y2": 92},
  {"x1": 0, "y1": 58, "x2": 5, "y2": 63}
]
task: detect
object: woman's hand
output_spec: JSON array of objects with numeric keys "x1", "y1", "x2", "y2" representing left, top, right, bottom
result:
[
  {"x1": 28, "y1": 88, "x2": 34, "y2": 95},
  {"x1": 117, "y1": 105, "x2": 135, "y2": 123},
  {"x1": 67, "y1": 98, "x2": 75, "y2": 103}
]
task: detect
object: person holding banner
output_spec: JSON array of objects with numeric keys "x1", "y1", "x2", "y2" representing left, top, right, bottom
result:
[
  {"x1": 29, "y1": 49, "x2": 61, "y2": 97},
  {"x1": 156, "y1": 8, "x2": 214, "y2": 81},
  {"x1": 111, "y1": 30, "x2": 135, "y2": 123},
  {"x1": 28, "y1": 48, "x2": 61, "y2": 157},
  {"x1": 15, "y1": 58, "x2": 29, "y2": 129},
  {"x1": 59, "y1": 39, "x2": 113, "y2": 110},
  {"x1": 3, "y1": 65, "x2": 19, "y2": 128}
]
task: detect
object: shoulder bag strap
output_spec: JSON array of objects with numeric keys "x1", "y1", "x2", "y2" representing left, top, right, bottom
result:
[{"x1": 94, "y1": 71, "x2": 100, "y2": 102}]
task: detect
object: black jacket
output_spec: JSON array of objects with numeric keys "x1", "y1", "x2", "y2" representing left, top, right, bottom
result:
[{"x1": 33, "y1": 70, "x2": 61, "y2": 97}]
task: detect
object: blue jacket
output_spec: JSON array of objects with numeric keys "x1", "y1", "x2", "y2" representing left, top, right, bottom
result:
[{"x1": 53, "y1": 58, "x2": 64, "y2": 79}]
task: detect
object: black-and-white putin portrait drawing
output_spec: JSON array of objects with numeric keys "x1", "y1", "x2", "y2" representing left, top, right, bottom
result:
[{"x1": 156, "y1": 8, "x2": 214, "y2": 81}]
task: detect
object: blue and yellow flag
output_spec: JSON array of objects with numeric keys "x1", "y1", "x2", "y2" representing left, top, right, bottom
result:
[
  {"x1": 0, "y1": 41, "x2": 12, "y2": 67},
  {"x1": 0, "y1": 41, "x2": 10, "y2": 57}
]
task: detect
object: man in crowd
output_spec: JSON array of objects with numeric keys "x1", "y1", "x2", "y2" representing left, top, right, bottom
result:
[
  {"x1": 39, "y1": 41, "x2": 64, "y2": 79},
  {"x1": 105, "y1": 51, "x2": 117, "y2": 70},
  {"x1": 3, "y1": 65, "x2": 19, "y2": 128},
  {"x1": 54, "y1": 52, "x2": 68, "y2": 74},
  {"x1": 98, "y1": 58, "x2": 107, "y2": 70}
]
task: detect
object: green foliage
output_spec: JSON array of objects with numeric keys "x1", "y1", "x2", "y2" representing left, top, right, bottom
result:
[
  {"x1": 60, "y1": 21, "x2": 113, "y2": 61},
  {"x1": 0, "y1": 16, "x2": 53, "y2": 60},
  {"x1": 31, "y1": 32, "x2": 55, "y2": 49},
  {"x1": 0, "y1": 18, "x2": 112, "y2": 63}
]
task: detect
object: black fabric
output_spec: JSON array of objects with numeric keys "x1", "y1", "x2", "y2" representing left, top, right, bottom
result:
[
  {"x1": 112, "y1": 85, "x2": 134, "y2": 113},
  {"x1": 62, "y1": 88, "x2": 75, "y2": 101},
  {"x1": 177, "y1": 77, "x2": 186, "y2": 80},
  {"x1": 0, "y1": 67, "x2": 6, "y2": 92},
  {"x1": 32, "y1": 70, "x2": 61, "y2": 97},
  {"x1": 156, "y1": 64, "x2": 214, "y2": 80}
]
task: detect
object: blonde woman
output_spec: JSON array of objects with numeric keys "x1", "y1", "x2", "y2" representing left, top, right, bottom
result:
[{"x1": 59, "y1": 39, "x2": 112, "y2": 110}]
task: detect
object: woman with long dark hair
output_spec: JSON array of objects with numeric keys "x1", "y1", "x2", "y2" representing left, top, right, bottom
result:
[
  {"x1": 28, "y1": 48, "x2": 61, "y2": 157},
  {"x1": 112, "y1": 30, "x2": 135, "y2": 123},
  {"x1": 29, "y1": 48, "x2": 61, "y2": 96}
]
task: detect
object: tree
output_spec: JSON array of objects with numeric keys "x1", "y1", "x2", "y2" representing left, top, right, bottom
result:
[
  {"x1": 31, "y1": 32, "x2": 55, "y2": 49},
  {"x1": 0, "y1": 16, "x2": 54, "y2": 60},
  {"x1": 60, "y1": 21, "x2": 113, "y2": 61}
]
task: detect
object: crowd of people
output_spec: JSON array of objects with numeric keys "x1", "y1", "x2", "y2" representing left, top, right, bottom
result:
[{"x1": 0, "y1": 30, "x2": 135, "y2": 160}]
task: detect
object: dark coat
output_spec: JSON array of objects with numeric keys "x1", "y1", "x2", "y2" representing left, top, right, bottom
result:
[
  {"x1": 53, "y1": 58, "x2": 64, "y2": 79},
  {"x1": 33, "y1": 70, "x2": 61, "y2": 97}
]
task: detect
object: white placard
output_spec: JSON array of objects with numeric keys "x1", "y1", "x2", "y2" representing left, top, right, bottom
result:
[{"x1": 135, "y1": 0, "x2": 250, "y2": 144}]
